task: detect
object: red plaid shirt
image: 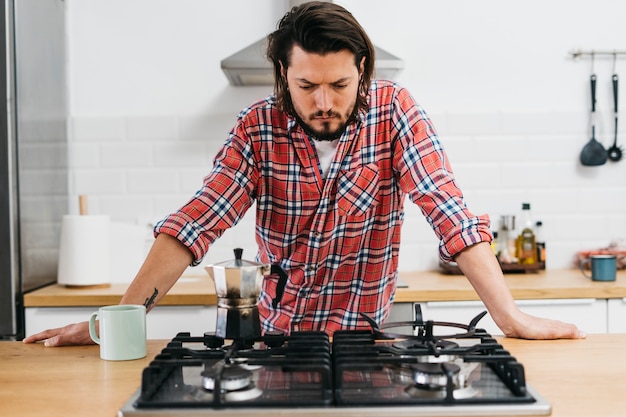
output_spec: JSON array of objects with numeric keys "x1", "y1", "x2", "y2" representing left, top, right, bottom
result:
[{"x1": 155, "y1": 80, "x2": 491, "y2": 335}]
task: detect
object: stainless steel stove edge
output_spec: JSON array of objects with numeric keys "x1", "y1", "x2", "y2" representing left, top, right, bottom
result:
[{"x1": 118, "y1": 385, "x2": 551, "y2": 417}]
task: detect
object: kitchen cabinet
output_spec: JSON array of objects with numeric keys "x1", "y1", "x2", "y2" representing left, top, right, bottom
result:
[
  {"x1": 25, "y1": 306, "x2": 216, "y2": 339},
  {"x1": 417, "y1": 299, "x2": 608, "y2": 335},
  {"x1": 608, "y1": 298, "x2": 626, "y2": 333}
]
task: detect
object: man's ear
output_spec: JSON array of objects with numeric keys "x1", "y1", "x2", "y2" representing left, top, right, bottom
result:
[{"x1": 359, "y1": 56, "x2": 366, "y2": 77}]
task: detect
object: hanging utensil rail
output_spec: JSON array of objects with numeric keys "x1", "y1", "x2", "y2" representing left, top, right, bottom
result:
[{"x1": 570, "y1": 49, "x2": 626, "y2": 60}]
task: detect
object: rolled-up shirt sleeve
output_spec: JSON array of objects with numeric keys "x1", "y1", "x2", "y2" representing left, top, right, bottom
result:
[
  {"x1": 154, "y1": 121, "x2": 258, "y2": 266},
  {"x1": 391, "y1": 87, "x2": 492, "y2": 262}
]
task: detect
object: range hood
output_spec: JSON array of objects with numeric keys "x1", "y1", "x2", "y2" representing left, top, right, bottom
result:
[
  {"x1": 220, "y1": 2, "x2": 404, "y2": 86},
  {"x1": 221, "y1": 37, "x2": 404, "y2": 86}
]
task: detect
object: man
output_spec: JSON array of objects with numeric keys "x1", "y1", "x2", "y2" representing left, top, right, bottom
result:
[{"x1": 25, "y1": 1, "x2": 583, "y2": 346}]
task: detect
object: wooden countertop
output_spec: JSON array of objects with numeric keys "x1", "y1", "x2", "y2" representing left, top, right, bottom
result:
[
  {"x1": 394, "y1": 268, "x2": 626, "y2": 302},
  {"x1": 1, "y1": 334, "x2": 625, "y2": 417},
  {"x1": 24, "y1": 269, "x2": 626, "y2": 308},
  {"x1": 23, "y1": 277, "x2": 217, "y2": 307}
]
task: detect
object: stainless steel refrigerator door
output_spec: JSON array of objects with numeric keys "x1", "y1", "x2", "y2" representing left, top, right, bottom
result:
[
  {"x1": 0, "y1": 0, "x2": 67, "y2": 339},
  {"x1": 0, "y1": 0, "x2": 21, "y2": 339}
]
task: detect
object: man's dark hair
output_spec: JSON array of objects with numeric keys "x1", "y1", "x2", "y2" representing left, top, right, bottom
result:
[{"x1": 267, "y1": 1, "x2": 375, "y2": 120}]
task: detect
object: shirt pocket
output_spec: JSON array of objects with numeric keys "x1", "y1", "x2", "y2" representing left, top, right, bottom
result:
[{"x1": 336, "y1": 163, "x2": 380, "y2": 217}]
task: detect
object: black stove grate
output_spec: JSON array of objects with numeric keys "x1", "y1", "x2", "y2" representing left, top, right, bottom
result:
[
  {"x1": 133, "y1": 310, "x2": 536, "y2": 410},
  {"x1": 332, "y1": 329, "x2": 532, "y2": 406},
  {"x1": 135, "y1": 331, "x2": 334, "y2": 408}
]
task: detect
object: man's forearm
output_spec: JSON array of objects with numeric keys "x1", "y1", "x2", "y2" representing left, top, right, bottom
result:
[
  {"x1": 454, "y1": 241, "x2": 519, "y2": 334},
  {"x1": 120, "y1": 233, "x2": 194, "y2": 312}
]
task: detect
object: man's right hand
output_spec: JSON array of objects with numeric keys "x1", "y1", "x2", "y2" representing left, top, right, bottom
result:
[{"x1": 22, "y1": 321, "x2": 95, "y2": 347}]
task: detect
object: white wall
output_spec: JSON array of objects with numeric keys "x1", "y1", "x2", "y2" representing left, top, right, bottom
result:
[{"x1": 64, "y1": 0, "x2": 626, "y2": 279}]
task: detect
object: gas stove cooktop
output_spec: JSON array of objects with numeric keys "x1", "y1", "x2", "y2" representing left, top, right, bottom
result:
[{"x1": 119, "y1": 306, "x2": 551, "y2": 417}]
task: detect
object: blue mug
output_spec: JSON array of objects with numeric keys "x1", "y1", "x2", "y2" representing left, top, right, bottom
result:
[{"x1": 580, "y1": 255, "x2": 617, "y2": 282}]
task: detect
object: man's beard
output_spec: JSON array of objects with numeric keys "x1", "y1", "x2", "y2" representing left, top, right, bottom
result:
[{"x1": 297, "y1": 109, "x2": 353, "y2": 142}]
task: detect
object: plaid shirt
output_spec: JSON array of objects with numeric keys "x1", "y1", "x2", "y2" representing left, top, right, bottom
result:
[{"x1": 155, "y1": 80, "x2": 491, "y2": 335}]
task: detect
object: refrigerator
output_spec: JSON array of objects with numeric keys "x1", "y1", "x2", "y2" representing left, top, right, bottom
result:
[{"x1": 0, "y1": 0, "x2": 68, "y2": 340}]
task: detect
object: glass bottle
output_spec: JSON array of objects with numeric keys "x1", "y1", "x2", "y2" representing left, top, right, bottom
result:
[
  {"x1": 491, "y1": 230, "x2": 499, "y2": 256},
  {"x1": 535, "y1": 220, "x2": 546, "y2": 266},
  {"x1": 516, "y1": 203, "x2": 537, "y2": 264},
  {"x1": 498, "y1": 215, "x2": 517, "y2": 264}
]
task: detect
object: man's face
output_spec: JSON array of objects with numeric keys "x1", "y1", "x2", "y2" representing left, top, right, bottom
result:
[{"x1": 284, "y1": 45, "x2": 363, "y2": 141}]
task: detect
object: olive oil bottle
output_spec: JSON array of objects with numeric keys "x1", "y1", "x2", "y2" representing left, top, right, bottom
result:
[
  {"x1": 535, "y1": 220, "x2": 546, "y2": 266},
  {"x1": 516, "y1": 203, "x2": 537, "y2": 264}
]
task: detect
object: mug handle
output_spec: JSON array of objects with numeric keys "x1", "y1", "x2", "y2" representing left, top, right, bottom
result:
[
  {"x1": 88, "y1": 312, "x2": 101, "y2": 344},
  {"x1": 579, "y1": 258, "x2": 592, "y2": 279}
]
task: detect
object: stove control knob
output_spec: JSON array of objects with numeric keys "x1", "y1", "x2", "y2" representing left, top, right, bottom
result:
[
  {"x1": 263, "y1": 330, "x2": 286, "y2": 348},
  {"x1": 203, "y1": 332, "x2": 225, "y2": 349}
]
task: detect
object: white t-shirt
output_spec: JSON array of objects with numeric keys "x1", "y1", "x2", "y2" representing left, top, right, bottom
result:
[{"x1": 312, "y1": 139, "x2": 339, "y2": 178}]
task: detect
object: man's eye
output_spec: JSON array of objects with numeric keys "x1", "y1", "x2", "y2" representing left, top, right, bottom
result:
[{"x1": 334, "y1": 84, "x2": 347, "y2": 89}]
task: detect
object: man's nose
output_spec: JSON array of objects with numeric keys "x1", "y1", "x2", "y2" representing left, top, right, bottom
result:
[{"x1": 314, "y1": 87, "x2": 332, "y2": 112}]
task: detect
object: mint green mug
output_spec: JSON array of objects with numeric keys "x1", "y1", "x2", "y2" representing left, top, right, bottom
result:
[
  {"x1": 89, "y1": 305, "x2": 146, "y2": 360},
  {"x1": 580, "y1": 255, "x2": 617, "y2": 282}
]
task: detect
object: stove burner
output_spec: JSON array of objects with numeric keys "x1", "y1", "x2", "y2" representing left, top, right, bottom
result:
[
  {"x1": 201, "y1": 363, "x2": 264, "y2": 402},
  {"x1": 402, "y1": 362, "x2": 479, "y2": 400},
  {"x1": 223, "y1": 385, "x2": 264, "y2": 402},
  {"x1": 411, "y1": 362, "x2": 461, "y2": 389},
  {"x1": 202, "y1": 364, "x2": 253, "y2": 392},
  {"x1": 392, "y1": 338, "x2": 459, "y2": 351}
]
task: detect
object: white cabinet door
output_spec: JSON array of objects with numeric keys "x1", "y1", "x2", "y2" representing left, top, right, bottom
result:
[
  {"x1": 25, "y1": 306, "x2": 216, "y2": 340},
  {"x1": 386, "y1": 302, "x2": 414, "y2": 324},
  {"x1": 147, "y1": 306, "x2": 216, "y2": 339},
  {"x1": 608, "y1": 298, "x2": 626, "y2": 333},
  {"x1": 25, "y1": 307, "x2": 94, "y2": 337},
  {"x1": 419, "y1": 299, "x2": 608, "y2": 336}
]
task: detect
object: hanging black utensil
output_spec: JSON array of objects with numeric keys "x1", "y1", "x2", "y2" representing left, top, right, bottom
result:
[
  {"x1": 607, "y1": 73, "x2": 623, "y2": 161},
  {"x1": 580, "y1": 74, "x2": 608, "y2": 166}
]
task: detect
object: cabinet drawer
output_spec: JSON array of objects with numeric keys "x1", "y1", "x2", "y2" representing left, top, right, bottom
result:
[{"x1": 419, "y1": 299, "x2": 607, "y2": 335}]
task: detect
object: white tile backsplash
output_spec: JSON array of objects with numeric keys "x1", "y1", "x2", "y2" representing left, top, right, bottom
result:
[
  {"x1": 72, "y1": 169, "x2": 126, "y2": 195},
  {"x1": 100, "y1": 143, "x2": 154, "y2": 168},
  {"x1": 71, "y1": 116, "x2": 126, "y2": 142},
  {"x1": 126, "y1": 169, "x2": 181, "y2": 194},
  {"x1": 153, "y1": 141, "x2": 210, "y2": 167},
  {"x1": 126, "y1": 116, "x2": 179, "y2": 142}
]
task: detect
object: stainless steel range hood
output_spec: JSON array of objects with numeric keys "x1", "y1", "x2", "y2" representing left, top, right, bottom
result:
[
  {"x1": 221, "y1": 38, "x2": 404, "y2": 86},
  {"x1": 220, "y1": 3, "x2": 404, "y2": 86}
]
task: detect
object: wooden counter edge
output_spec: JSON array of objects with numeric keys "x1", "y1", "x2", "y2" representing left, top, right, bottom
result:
[
  {"x1": 23, "y1": 269, "x2": 626, "y2": 307},
  {"x1": 23, "y1": 279, "x2": 217, "y2": 307}
]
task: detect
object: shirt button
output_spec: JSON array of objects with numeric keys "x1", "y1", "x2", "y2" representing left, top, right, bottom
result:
[{"x1": 307, "y1": 265, "x2": 315, "y2": 272}]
